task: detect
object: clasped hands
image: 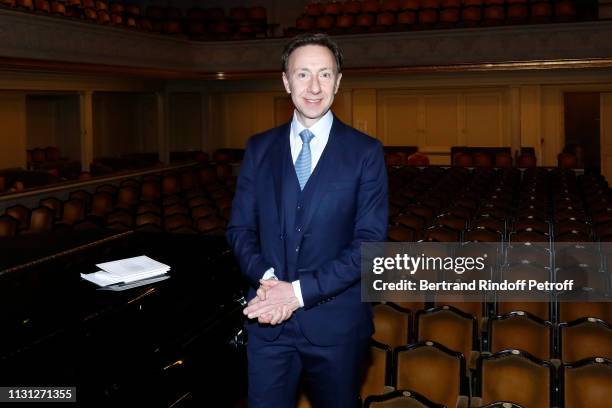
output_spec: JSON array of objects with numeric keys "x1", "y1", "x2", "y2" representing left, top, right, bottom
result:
[{"x1": 243, "y1": 279, "x2": 300, "y2": 325}]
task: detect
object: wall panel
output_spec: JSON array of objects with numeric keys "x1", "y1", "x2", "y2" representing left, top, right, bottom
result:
[
  {"x1": 0, "y1": 92, "x2": 27, "y2": 169},
  {"x1": 377, "y1": 93, "x2": 420, "y2": 146},
  {"x1": 169, "y1": 93, "x2": 202, "y2": 152}
]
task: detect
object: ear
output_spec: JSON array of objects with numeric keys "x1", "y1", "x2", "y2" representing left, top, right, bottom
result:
[
  {"x1": 333, "y1": 73, "x2": 342, "y2": 95},
  {"x1": 282, "y1": 72, "x2": 291, "y2": 94}
]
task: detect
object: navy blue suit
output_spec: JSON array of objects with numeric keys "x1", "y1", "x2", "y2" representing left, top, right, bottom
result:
[{"x1": 227, "y1": 116, "x2": 388, "y2": 407}]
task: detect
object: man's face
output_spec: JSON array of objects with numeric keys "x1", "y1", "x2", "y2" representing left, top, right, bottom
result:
[{"x1": 282, "y1": 44, "x2": 342, "y2": 128}]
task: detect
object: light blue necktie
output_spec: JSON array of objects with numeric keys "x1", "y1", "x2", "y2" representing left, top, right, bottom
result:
[{"x1": 295, "y1": 129, "x2": 315, "y2": 190}]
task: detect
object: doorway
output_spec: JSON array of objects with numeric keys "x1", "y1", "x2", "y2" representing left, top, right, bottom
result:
[{"x1": 564, "y1": 92, "x2": 600, "y2": 171}]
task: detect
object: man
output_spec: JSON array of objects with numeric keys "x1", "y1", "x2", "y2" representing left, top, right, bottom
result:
[{"x1": 227, "y1": 33, "x2": 388, "y2": 408}]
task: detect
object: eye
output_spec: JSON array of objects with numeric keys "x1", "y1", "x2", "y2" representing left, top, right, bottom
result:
[
  {"x1": 297, "y1": 72, "x2": 309, "y2": 79},
  {"x1": 320, "y1": 72, "x2": 332, "y2": 79}
]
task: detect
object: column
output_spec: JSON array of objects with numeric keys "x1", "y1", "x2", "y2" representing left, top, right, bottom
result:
[
  {"x1": 156, "y1": 92, "x2": 169, "y2": 165},
  {"x1": 79, "y1": 91, "x2": 94, "y2": 172}
]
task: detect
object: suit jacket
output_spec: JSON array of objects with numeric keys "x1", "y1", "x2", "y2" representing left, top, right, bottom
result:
[{"x1": 227, "y1": 115, "x2": 388, "y2": 346}]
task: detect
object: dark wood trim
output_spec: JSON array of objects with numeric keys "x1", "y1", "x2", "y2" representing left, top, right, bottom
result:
[
  {"x1": 0, "y1": 162, "x2": 196, "y2": 203},
  {"x1": 1, "y1": 56, "x2": 612, "y2": 80}
]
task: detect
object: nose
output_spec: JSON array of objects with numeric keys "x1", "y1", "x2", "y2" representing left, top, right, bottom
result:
[{"x1": 308, "y1": 75, "x2": 321, "y2": 94}]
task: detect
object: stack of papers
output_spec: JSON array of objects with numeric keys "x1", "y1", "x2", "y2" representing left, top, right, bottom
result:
[{"x1": 81, "y1": 255, "x2": 170, "y2": 288}]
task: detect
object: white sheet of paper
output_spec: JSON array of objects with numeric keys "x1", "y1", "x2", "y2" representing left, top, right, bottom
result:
[
  {"x1": 96, "y1": 255, "x2": 170, "y2": 278},
  {"x1": 80, "y1": 271, "x2": 124, "y2": 287}
]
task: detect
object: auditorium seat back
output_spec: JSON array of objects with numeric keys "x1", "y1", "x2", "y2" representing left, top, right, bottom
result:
[
  {"x1": 477, "y1": 350, "x2": 553, "y2": 408},
  {"x1": 394, "y1": 342, "x2": 467, "y2": 408},
  {"x1": 562, "y1": 357, "x2": 612, "y2": 408},
  {"x1": 373, "y1": 303, "x2": 411, "y2": 349},
  {"x1": 360, "y1": 340, "x2": 392, "y2": 401}
]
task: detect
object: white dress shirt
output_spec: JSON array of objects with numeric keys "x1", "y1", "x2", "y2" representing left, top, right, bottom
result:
[{"x1": 261, "y1": 110, "x2": 334, "y2": 307}]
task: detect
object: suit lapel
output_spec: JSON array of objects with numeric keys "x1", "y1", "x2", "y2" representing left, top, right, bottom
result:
[
  {"x1": 271, "y1": 123, "x2": 291, "y2": 234},
  {"x1": 297, "y1": 116, "x2": 344, "y2": 242}
]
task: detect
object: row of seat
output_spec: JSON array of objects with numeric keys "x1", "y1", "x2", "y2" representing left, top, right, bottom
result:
[
  {"x1": 0, "y1": 148, "x2": 229, "y2": 194},
  {"x1": 26, "y1": 145, "x2": 82, "y2": 181},
  {"x1": 0, "y1": 165, "x2": 235, "y2": 237},
  {"x1": 0, "y1": 168, "x2": 61, "y2": 194},
  {"x1": 3, "y1": 164, "x2": 611, "y2": 246},
  {"x1": 385, "y1": 150, "x2": 545, "y2": 168},
  {"x1": 27, "y1": 146, "x2": 62, "y2": 165},
  {"x1": 373, "y1": 164, "x2": 611, "y2": 407},
  {"x1": 373, "y1": 302, "x2": 612, "y2": 364},
  {"x1": 0, "y1": 2, "x2": 268, "y2": 23},
  {"x1": 359, "y1": 342, "x2": 610, "y2": 408},
  {"x1": 289, "y1": 0, "x2": 584, "y2": 36},
  {"x1": 0, "y1": 1, "x2": 272, "y2": 39},
  {"x1": 302, "y1": 0, "x2": 578, "y2": 17},
  {"x1": 387, "y1": 167, "x2": 612, "y2": 243}
]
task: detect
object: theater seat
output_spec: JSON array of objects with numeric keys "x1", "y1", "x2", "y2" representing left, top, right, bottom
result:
[
  {"x1": 190, "y1": 205, "x2": 216, "y2": 221},
  {"x1": 373, "y1": 303, "x2": 411, "y2": 349},
  {"x1": 164, "y1": 214, "x2": 194, "y2": 233},
  {"x1": 163, "y1": 203, "x2": 189, "y2": 217},
  {"x1": 555, "y1": 0, "x2": 577, "y2": 21},
  {"x1": 180, "y1": 169, "x2": 197, "y2": 191},
  {"x1": 90, "y1": 192, "x2": 114, "y2": 218},
  {"x1": 423, "y1": 226, "x2": 459, "y2": 242},
  {"x1": 69, "y1": 190, "x2": 92, "y2": 209},
  {"x1": 360, "y1": 340, "x2": 393, "y2": 401},
  {"x1": 562, "y1": 357, "x2": 612, "y2": 408},
  {"x1": 161, "y1": 174, "x2": 180, "y2": 196},
  {"x1": 387, "y1": 225, "x2": 415, "y2": 242},
  {"x1": 416, "y1": 306, "x2": 479, "y2": 370},
  {"x1": 476, "y1": 350, "x2": 553, "y2": 408},
  {"x1": 136, "y1": 202, "x2": 161, "y2": 215},
  {"x1": 140, "y1": 181, "x2": 161, "y2": 202},
  {"x1": 559, "y1": 318, "x2": 612, "y2": 363},
  {"x1": 464, "y1": 228, "x2": 502, "y2": 243},
  {"x1": 198, "y1": 166, "x2": 218, "y2": 185},
  {"x1": 488, "y1": 311, "x2": 552, "y2": 361},
  {"x1": 496, "y1": 301, "x2": 550, "y2": 322},
  {"x1": 95, "y1": 184, "x2": 118, "y2": 196},
  {"x1": 60, "y1": 199, "x2": 85, "y2": 226},
  {"x1": 558, "y1": 300, "x2": 612, "y2": 324},
  {"x1": 116, "y1": 186, "x2": 139, "y2": 210},
  {"x1": 105, "y1": 209, "x2": 133, "y2": 229},
  {"x1": 394, "y1": 342, "x2": 468, "y2": 408},
  {"x1": 6, "y1": 204, "x2": 30, "y2": 230},
  {"x1": 135, "y1": 212, "x2": 162, "y2": 228},
  {"x1": 162, "y1": 194, "x2": 185, "y2": 207},
  {"x1": 394, "y1": 214, "x2": 425, "y2": 234},
  {"x1": 435, "y1": 301, "x2": 485, "y2": 330},
  {"x1": 25, "y1": 206, "x2": 54, "y2": 234},
  {"x1": 364, "y1": 389, "x2": 444, "y2": 407},
  {"x1": 0, "y1": 215, "x2": 18, "y2": 237},
  {"x1": 194, "y1": 215, "x2": 226, "y2": 235}
]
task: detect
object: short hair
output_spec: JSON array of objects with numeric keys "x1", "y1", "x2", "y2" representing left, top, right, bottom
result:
[{"x1": 281, "y1": 33, "x2": 343, "y2": 73}]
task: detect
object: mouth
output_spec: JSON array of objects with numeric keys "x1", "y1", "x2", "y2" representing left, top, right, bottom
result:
[{"x1": 304, "y1": 98, "x2": 323, "y2": 105}]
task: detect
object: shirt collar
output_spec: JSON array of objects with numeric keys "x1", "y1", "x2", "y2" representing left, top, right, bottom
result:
[{"x1": 291, "y1": 109, "x2": 334, "y2": 142}]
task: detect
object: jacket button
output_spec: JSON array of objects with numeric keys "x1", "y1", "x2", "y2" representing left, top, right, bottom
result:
[
  {"x1": 295, "y1": 246, "x2": 300, "y2": 252},
  {"x1": 296, "y1": 227, "x2": 301, "y2": 232}
]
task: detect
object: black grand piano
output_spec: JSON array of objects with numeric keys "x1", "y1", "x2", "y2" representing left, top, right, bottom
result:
[{"x1": 0, "y1": 230, "x2": 248, "y2": 407}]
